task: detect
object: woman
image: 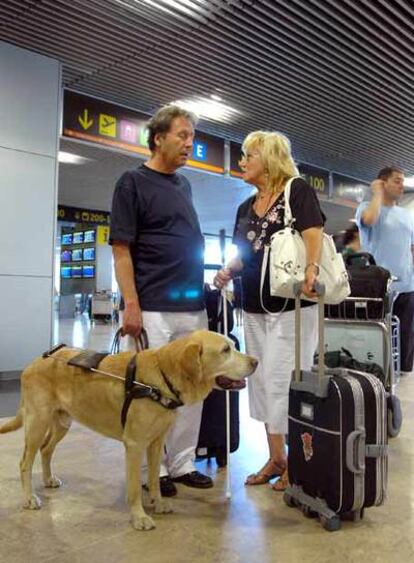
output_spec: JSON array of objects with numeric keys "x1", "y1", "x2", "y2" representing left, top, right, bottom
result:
[{"x1": 214, "y1": 131, "x2": 324, "y2": 491}]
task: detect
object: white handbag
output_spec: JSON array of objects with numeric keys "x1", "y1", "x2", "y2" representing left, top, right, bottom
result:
[{"x1": 260, "y1": 177, "x2": 351, "y2": 306}]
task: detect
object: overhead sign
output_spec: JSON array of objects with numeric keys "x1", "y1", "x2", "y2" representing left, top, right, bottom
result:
[
  {"x1": 78, "y1": 109, "x2": 93, "y2": 130},
  {"x1": 193, "y1": 142, "x2": 207, "y2": 161},
  {"x1": 58, "y1": 205, "x2": 110, "y2": 225},
  {"x1": 63, "y1": 90, "x2": 224, "y2": 173},
  {"x1": 63, "y1": 90, "x2": 150, "y2": 157},
  {"x1": 298, "y1": 163, "x2": 330, "y2": 198},
  {"x1": 332, "y1": 173, "x2": 370, "y2": 206},
  {"x1": 97, "y1": 226, "x2": 110, "y2": 245},
  {"x1": 230, "y1": 142, "x2": 243, "y2": 177},
  {"x1": 188, "y1": 130, "x2": 224, "y2": 172}
]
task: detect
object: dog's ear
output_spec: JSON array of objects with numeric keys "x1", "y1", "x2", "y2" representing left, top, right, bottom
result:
[{"x1": 179, "y1": 342, "x2": 203, "y2": 382}]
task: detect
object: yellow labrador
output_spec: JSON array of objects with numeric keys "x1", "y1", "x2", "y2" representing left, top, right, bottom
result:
[{"x1": 0, "y1": 329, "x2": 257, "y2": 531}]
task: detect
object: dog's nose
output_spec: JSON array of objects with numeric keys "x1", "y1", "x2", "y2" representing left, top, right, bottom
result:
[{"x1": 250, "y1": 357, "x2": 258, "y2": 370}]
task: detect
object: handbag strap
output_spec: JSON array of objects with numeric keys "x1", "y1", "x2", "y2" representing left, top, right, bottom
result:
[
  {"x1": 258, "y1": 175, "x2": 301, "y2": 315},
  {"x1": 259, "y1": 245, "x2": 288, "y2": 315},
  {"x1": 283, "y1": 176, "x2": 301, "y2": 227},
  {"x1": 260, "y1": 245, "x2": 272, "y2": 314}
]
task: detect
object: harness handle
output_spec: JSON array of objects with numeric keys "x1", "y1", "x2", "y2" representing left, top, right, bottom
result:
[{"x1": 110, "y1": 327, "x2": 149, "y2": 354}]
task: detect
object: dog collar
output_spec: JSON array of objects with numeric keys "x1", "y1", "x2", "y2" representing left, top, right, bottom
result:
[{"x1": 160, "y1": 369, "x2": 183, "y2": 405}]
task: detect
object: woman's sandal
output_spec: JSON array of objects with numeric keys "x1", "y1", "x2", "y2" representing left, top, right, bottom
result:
[
  {"x1": 271, "y1": 469, "x2": 289, "y2": 492},
  {"x1": 245, "y1": 459, "x2": 287, "y2": 486}
]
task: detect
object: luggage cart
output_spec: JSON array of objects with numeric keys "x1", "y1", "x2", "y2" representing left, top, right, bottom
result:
[
  {"x1": 90, "y1": 291, "x2": 114, "y2": 323},
  {"x1": 325, "y1": 296, "x2": 402, "y2": 437}
]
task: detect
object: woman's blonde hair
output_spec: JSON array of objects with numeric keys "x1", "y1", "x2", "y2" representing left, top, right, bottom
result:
[{"x1": 241, "y1": 131, "x2": 299, "y2": 194}]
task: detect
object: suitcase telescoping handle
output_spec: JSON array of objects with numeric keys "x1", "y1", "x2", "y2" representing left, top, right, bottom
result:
[{"x1": 293, "y1": 281, "x2": 325, "y2": 383}]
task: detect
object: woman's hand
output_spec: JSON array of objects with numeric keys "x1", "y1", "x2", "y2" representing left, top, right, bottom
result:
[
  {"x1": 301, "y1": 264, "x2": 319, "y2": 299},
  {"x1": 214, "y1": 268, "x2": 233, "y2": 289},
  {"x1": 301, "y1": 227, "x2": 323, "y2": 298}
]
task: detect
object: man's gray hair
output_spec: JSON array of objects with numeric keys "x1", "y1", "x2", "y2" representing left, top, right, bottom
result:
[{"x1": 147, "y1": 105, "x2": 198, "y2": 152}]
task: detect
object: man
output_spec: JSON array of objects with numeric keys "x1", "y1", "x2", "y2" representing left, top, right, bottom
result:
[
  {"x1": 356, "y1": 166, "x2": 414, "y2": 376},
  {"x1": 109, "y1": 105, "x2": 212, "y2": 496}
]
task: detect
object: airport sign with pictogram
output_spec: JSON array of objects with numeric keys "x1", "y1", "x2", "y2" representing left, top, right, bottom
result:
[
  {"x1": 63, "y1": 90, "x2": 224, "y2": 173},
  {"x1": 63, "y1": 90, "x2": 150, "y2": 156}
]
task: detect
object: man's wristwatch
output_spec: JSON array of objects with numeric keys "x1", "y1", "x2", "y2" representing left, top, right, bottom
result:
[{"x1": 305, "y1": 262, "x2": 320, "y2": 275}]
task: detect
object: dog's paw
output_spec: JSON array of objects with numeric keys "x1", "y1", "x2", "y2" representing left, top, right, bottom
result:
[
  {"x1": 44, "y1": 476, "x2": 63, "y2": 488},
  {"x1": 152, "y1": 498, "x2": 173, "y2": 514},
  {"x1": 131, "y1": 513, "x2": 156, "y2": 531},
  {"x1": 23, "y1": 494, "x2": 42, "y2": 510}
]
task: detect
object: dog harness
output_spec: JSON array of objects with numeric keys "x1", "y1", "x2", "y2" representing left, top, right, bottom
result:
[
  {"x1": 121, "y1": 355, "x2": 183, "y2": 427},
  {"x1": 42, "y1": 344, "x2": 184, "y2": 427}
]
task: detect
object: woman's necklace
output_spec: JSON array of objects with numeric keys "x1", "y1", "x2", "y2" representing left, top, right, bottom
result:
[{"x1": 254, "y1": 190, "x2": 275, "y2": 218}]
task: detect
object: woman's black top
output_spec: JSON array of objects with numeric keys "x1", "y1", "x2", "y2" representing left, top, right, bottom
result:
[{"x1": 233, "y1": 177, "x2": 325, "y2": 314}]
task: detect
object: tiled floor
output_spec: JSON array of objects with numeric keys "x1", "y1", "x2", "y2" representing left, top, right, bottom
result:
[{"x1": 0, "y1": 314, "x2": 413, "y2": 562}]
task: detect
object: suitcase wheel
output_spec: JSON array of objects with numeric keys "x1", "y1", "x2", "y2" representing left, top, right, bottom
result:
[
  {"x1": 387, "y1": 395, "x2": 402, "y2": 438},
  {"x1": 320, "y1": 515, "x2": 341, "y2": 532},
  {"x1": 300, "y1": 504, "x2": 318, "y2": 519},
  {"x1": 283, "y1": 493, "x2": 296, "y2": 508}
]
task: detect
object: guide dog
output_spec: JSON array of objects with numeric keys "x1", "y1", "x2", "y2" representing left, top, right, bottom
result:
[{"x1": 0, "y1": 330, "x2": 257, "y2": 530}]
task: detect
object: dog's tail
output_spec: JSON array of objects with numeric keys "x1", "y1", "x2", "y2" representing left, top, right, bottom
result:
[{"x1": 0, "y1": 409, "x2": 23, "y2": 434}]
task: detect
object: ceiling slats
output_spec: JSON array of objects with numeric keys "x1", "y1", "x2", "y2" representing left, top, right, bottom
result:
[{"x1": 1, "y1": 0, "x2": 414, "y2": 180}]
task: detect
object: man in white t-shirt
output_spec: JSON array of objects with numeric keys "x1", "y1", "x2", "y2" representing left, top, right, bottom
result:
[{"x1": 356, "y1": 167, "x2": 414, "y2": 376}]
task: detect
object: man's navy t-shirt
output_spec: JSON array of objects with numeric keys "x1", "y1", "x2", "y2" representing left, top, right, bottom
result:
[{"x1": 109, "y1": 164, "x2": 205, "y2": 312}]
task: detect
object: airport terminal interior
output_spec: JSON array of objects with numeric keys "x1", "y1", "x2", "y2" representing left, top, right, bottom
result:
[{"x1": 1, "y1": 1, "x2": 414, "y2": 562}]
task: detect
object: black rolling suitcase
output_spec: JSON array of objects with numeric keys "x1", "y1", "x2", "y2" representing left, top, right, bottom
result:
[
  {"x1": 284, "y1": 283, "x2": 388, "y2": 531},
  {"x1": 196, "y1": 286, "x2": 241, "y2": 467}
]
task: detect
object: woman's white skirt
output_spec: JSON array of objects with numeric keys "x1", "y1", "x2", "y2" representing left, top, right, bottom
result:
[{"x1": 244, "y1": 306, "x2": 318, "y2": 435}]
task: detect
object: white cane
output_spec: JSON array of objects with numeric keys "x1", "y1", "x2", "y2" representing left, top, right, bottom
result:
[{"x1": 219, "y1": 229, "x2": 232, "y2": 500}]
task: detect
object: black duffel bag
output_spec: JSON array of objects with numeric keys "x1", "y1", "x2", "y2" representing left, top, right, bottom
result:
[
  {"x1": 326, "y1": 252, "x2": 391, "y2": 320},
  {"x1": 316, "y1": 347, "x2": 386, "y2": 386}
]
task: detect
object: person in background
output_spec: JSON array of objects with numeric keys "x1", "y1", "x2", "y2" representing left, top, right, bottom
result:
[
  {"x1": 109, "y1": 104, "x2": 212, "y2": 497},
  {"x1": 356, "y1": 166, "x2": 414, "y2": 377},
  {"x1": 341, "y1": 224, "x2": 360, "y2": 262},
  {"x1": 214, "y1": 131, "x2": 324, "y2": 491}
]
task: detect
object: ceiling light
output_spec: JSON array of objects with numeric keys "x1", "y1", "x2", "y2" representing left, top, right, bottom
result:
[
  {"x1": 173, "y1": 96, "x2": 240, "y2": 122},
  {"x1": 349, "y1": 218, "x2": 356, "y2": 223},
  {"x1": 58, "y1": 151, "x2": 91, "y2": 165},
  {"x1": 404, "y1": 175, "x2": 414, "y2": 188},
  {"x1": 139, "y1": 0, "x2": 200, "y2": 17}
]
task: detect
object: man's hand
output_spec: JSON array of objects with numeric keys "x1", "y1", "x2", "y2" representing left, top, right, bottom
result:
[
  {"x1": 213, "y1": 268, "x2": 233, "y2": 290},
  {"x1": 361, "y1": 180, "x2": 384, "y2": 226},
  {"x1": 122, "y1": 302, "x2": 143, "y2": 337},
  {"x1": 370, "y1": 179, "x2": 385, "y2": 198}
]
